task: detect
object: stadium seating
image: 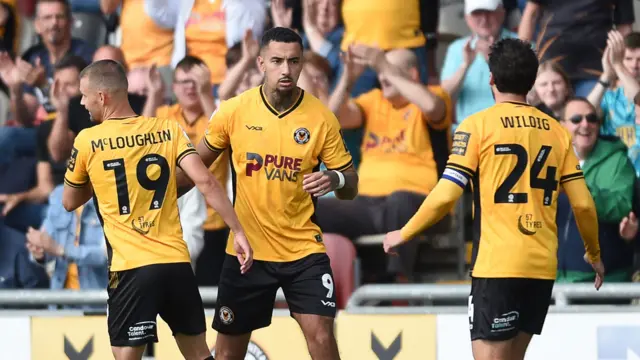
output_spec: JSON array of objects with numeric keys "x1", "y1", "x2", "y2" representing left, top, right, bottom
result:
[{"x1": 323, "y1": 233, "x2": 358, "y2": 309}]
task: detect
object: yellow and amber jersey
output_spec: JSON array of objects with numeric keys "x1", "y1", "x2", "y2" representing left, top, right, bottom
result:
[
  {"x1": 203, "y1": 86, "x2": 353, "y2": 262},
  {"x1": 355, "y1": 86, "x2": 452, "y2": 197},
  {"x1": 64, "y1": 116, "x2": 197, "y2": 271},
  {"x1": 185, "y1": 0, "x2": 227, "y2": 84},
  {"x1": 444, "y1": 102, "x2": 583, "y2": 280},
  {"x1": 157, "y1": 104, "x2": 229, "y2": 230},
  {"x1": 341, "y1": 0, "x2": 425, "y2": 51},
  {"x1": 120, "y1": 0, "x2": 173, "y2": 67}
]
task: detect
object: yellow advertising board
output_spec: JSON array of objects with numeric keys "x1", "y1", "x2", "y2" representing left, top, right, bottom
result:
[
  {"x1": 31, "y1": 316, "x2": 112, "y2": 360},
  {"x1": 155, "y1": 315, "x2": 311, "y2": 360},
  {"x1": 336, "y1": 313, "x2": 437, "y2": 360}
]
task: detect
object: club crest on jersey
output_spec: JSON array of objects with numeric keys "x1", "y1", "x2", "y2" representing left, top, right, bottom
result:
[{"x1": 294, "y1": 127, "x2": 310, "y2": 144}]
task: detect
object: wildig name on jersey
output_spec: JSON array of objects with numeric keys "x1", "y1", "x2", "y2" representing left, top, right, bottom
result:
[
  {"x1": 90, "y1": 130, "x2": 173, "y2": 153},
  {"x1": 246, "y1": 152, "x2": 302, "y2": 183},
  {"x1": 500, "y1": 116, "x2": 551, "y2": 131}
]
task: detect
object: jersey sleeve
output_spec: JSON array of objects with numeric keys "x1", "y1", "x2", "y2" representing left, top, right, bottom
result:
[
  {"x1": 559, "y1": 143, "x2": 584, "y2": 185},
  {"x1": 442, "y1": 118, "x2": 480, "y2": 189},
  {"x1": 203, "y1": 101, "x2": 231, "y2": 153},
  {"x1": 64, "y1": 132, "x2": 90, "y2": 188},
  {"x1": 176, "y1": 123, "x2": 197, "y2": 166},
  {"x1": 320, "y1": 113, "x2": 354, "y2": 172}
]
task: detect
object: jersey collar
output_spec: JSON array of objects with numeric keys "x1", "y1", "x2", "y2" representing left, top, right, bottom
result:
[{"x1": 259, "y1": 85, "x2": 304, "y2": 118}]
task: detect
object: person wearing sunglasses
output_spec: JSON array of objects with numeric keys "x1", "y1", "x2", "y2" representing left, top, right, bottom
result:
[{"x1": 557, "y1": 97, "x2": 639, "y2": 286}]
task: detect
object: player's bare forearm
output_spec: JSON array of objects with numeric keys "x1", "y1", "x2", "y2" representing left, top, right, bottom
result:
[
  {"x1": 62, "y1": 182, "x2": 93, "y2": 212},
  {"x1": 562, "y1": 178, "x2": 601, "y2": 263},
  {"x1": 334, "y1": 166, "x2": 358, "y2": 200},
  {"x1": 176, "y1": 168, "x2": 195, "y2": 198},
  {"x1": 376, "y1": 60, "x2": 446, "y2": 122},
  {"x1": 180, "y1": 154, "x2": 243, "y2": 234},
  {"x1": 177, "y1": 140, "x2": 222, "y2": 197},
  {"x1": 400, "y1": 179, "x2": 463, "y2": 241}
]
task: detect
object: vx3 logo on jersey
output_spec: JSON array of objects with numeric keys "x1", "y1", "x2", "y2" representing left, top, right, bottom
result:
[
  {"x1": 246, "y1": 125, "x2": 263, "y2": 131},
  {"x1": 246, "y1": 152, "x2": 302, "y2": 182},
  {"x1": 131, "y1": 216, "x2": 156, "y2": 235}
]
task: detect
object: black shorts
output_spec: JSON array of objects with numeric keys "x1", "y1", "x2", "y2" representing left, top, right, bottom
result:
[
  {"x1": 469, "y1": 277, "x2": 554, "y2": 341},
  {"x1": 107, "y1": 262, "x2": 206, "y2": 347},
  {"x1": 213, "y1": 253, "x2": 337, "y2": 335}
]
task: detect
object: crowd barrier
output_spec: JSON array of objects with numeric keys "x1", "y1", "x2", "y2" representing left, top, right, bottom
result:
[{"x1": 3, "y1": 308, "x2": 640, "y2": 359}]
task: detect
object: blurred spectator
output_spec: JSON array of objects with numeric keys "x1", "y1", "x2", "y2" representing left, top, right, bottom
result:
[
  {"x1": 528, "y1": 61, "x2": 573, "y2": 118},
  {"x1": 144, "y1": 56, "x2": 229, "y2": 286},
  {"x1": 217, "y1": 29, "x2": 263, "y2": 101},
  {"x1": 0, "y1": 225, "x2": 49, "y2": 290},
  {"x1": 557, "y1": 97, "x2": 639, "y2": 283},
  {"x1": 26, "y1": 184, "x2": 108, "y2": 309},
  {"x1": 298, "y1": 50, "x2": 331, "y2": 104},
  {"x1": 0, "y1": 55, "x2": 86, "y2": 233},
  {"x1": 22, "y1": 0, "x2": 95, "y2": 121},
  {"x1": 0, "y1": 0, "x2": 17, "y2": 58},
  {"x1": 69, "y1": 0, "x2": 100, "y2": 13},
  {"x1": 518, "y1": 0, "x2": 634, "y2": 97},
  {"x1": 587, "y1": 31, "x2": 640, "y2": 175},
  {"x1": 172, "y1": 0, "x2": 230, "y2": 88},
  {"x1": 100, "y1": 0, "x2": 174, "y2": 68},
  {"x1": 441, "y1": 0, "x2": 516, "y2": 128},
  {"x1": 47, "y1": 45, "x2": 147, "y2": 162},
  {"x1": 322, "y1": 46, "x2": 451, "y2": 281}
]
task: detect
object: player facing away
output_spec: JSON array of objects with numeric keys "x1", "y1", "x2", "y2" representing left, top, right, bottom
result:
[
  {"x1": 383, "y1": 39, "x2": 606, "y2": 360},
  {"x1": 179, "y1": 27, "x2": 358, "y2": 360},
  {"x1": 62, "y1": 60, "x2": 253, "y2": 360}
]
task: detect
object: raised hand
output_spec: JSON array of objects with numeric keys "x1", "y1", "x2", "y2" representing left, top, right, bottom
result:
[
  {"x1": 271, "y1": 0, "x2": 293, "y2": 28},
  {"x1": 145, "y1": 64, "x2": 164, "y2": 97}
]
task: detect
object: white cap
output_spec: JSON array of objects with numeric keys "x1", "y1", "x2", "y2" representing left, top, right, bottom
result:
[{"x1": 465, "y1": 0, "x2": 503, "y2": 15}]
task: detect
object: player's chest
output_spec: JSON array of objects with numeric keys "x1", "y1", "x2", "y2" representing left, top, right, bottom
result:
[{"x1": 229, "y1": 115, "x2": 322, "y2": 174}]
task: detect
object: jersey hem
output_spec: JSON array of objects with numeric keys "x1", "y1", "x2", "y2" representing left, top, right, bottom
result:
[
  {"x1": 226, "y1": 249, "x2": 326, "y2": 263},
  {"x1": 109, "y1": 257, "x2": 192, "y2": 272},
  {"x1": 471, "y1": 271, "x2": 557, "y2": 280}
]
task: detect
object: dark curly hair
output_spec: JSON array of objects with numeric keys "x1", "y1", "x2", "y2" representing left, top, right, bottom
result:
[{"x1": 488, "y1": 38, "x2": 539, "y2": 96}]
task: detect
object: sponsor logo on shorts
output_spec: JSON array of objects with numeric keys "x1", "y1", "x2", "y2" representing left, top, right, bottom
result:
[
  {"x1": 491, "y1": 311, "x2": 519, "y2": 333},
  {"x1": 211, "y1": 340, "x2": 269, "y2": 360},
  {"x1": 321, "y1": 300, "x2": 336, "y2": 308},
  {"x1": 219, "y1": 306, "x2": 234, "y2": 325},
  {"x1": 128, "y1": 321, "x2": 156, "y2": 341}
]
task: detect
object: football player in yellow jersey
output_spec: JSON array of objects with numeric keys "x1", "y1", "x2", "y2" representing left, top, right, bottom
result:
[
  {"x1": 384, "y1": 39, "x2": 605, "y2": 360},
  {"x1": 62, "y1": 60, "x2": 252, "y2": 360},
  {"x1": 182, "y1": 27, "x2": 358, "y2": 360}
]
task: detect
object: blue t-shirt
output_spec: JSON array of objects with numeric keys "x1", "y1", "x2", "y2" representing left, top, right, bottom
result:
[{"x1": 599, "y1": 86, "x2": 640, "y2": 175}]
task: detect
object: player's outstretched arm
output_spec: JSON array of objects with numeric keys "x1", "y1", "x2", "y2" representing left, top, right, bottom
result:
[
  {"x1": 562, "y1": 178, "x2": 604, "y2": 289},
  {"x1": 62, "y1": 182, "x2": 94, "y2": 212},
  {"x1": 178, "y1": 152, "x2": 253, "y2": 273},
  {"x1": 176, "y1": 139, "x2": 222, "y2": 198},
  {"x1": 383, "y1": 178, "x2": 464, "y2": 253}
]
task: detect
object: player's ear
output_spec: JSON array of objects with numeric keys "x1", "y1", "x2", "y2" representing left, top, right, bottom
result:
[
  {"x1": 257, "y1": 55, "x2": 266, "y2": 73},
  {"x1": 489, "y1": 73, "x2": 495, "y2": 86}
]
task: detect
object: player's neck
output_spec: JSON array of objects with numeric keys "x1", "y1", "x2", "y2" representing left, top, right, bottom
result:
[
  {"x1": 493, "y1": 93, "x2": 528, "y2": 105},
  {"x1": 104, "y1": 103, "x2": 138, "y2": 121},
  {"x1": 264, "y1": 86, "x2": 300, "y2": 113}
]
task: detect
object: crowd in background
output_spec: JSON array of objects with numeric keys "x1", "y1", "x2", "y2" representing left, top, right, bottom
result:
[{"x1": 0, "y1": 0, "x2": 639, "y2": 307}]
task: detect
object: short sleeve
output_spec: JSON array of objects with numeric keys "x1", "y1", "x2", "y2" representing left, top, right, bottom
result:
[
  {"x1": 64, "y1": 133, "x2": 90, "y2": 188},
  {"x1": 320, "y1": 113, "x2": 354, "y2": 172},
  {"x1": 559, "y1": 144, "x2": 584, "y2": 185},
  {"x1": 175, "y1": 123, "x2": 197, "y2": 166},
  {"x1": 442, "y1": 118, "x2": 480, "y2": 189},
  {"x1": 203, "y1": 102, "x2": 231, "y2": 153},
  {"x1": 353, "y1": 89, "x2": 380, "y2": 121},
  {"x1": 426, "y1": 85, "x2": 453, "y2": 130}
]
